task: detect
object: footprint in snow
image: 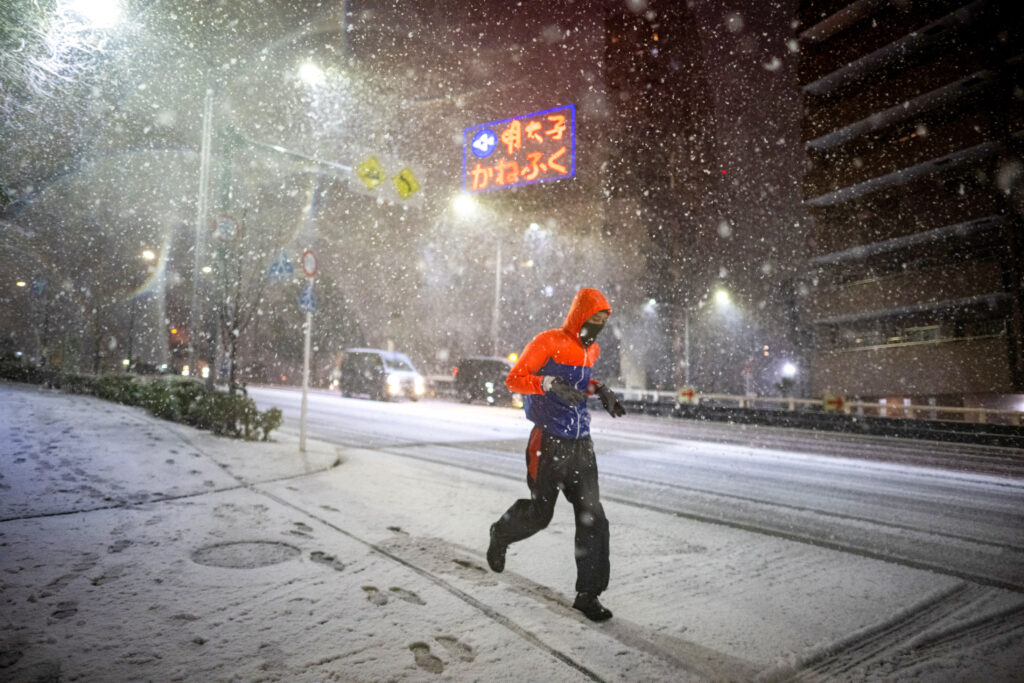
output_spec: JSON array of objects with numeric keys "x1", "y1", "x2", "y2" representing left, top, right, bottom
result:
[
  {"x1": 452, "y1": 558, "x2": 487, "y2": 573},
  {"x1": 290, "y1": 522, "x2": 313, "y2": 537},
  {"x1": 362, "y1": 586, "x2": 388, "y2": 606},
  {"x1": 107, "y1": 539, "x2": 132, "y2": 554},
  {"x1": 309, "y1": 551, "x2": 345, "y2": 572},
  {"x1": 409, "y1": 642, "x2": 444, "y2": 674},
  {"x1": 51, "y1": 602, "x2": 78, "y2": 619},
  {"x1": 389, "y1": 587, "x2": 425, "y2": 605},
  {"x1": 435, "y1": 635, "x2": 475, "y2": 662}
]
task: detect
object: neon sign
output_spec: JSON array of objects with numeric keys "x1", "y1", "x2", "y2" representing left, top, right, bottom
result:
[{"x1": 462, "y1": 104, "x2": 576, "y2": 192}]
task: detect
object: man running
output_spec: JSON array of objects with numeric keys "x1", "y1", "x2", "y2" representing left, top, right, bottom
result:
[{"x1": 486, "y1": 287, "x2": 626, "y2": 621}]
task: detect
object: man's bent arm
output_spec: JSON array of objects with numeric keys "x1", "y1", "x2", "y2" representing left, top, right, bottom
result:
[{"x1": 506, "y1": 334, "x2": 550, "y2": 395}]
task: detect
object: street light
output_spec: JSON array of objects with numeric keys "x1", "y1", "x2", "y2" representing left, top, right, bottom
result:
[
  {"x1": 67, "y1": 0, "x2": 122, "y2": 27},
  {"x1": 298, "y1": 62, "x2": 325, "y2": 87},
  {"x1": 679, "y1": 290, "x2": 730, "y2": 388},
  {"x1": 452, "y1": 193, "x2": 477, "y2": 218},
  {"x1": 125, "y1": 248, "x2": 157, "y2": 371}
]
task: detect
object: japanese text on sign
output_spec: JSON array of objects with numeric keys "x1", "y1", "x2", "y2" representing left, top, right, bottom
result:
[{"x1": 462, "y1": 104, "x2": 575, "y2": 193}]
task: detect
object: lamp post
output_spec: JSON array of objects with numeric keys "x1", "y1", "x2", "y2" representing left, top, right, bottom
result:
[
  {"x1": 190, "y1": 88, "x2": 214, "y2": 379},
  {"x1": 124, "y1": 248, "x2": 158, "y2": 371},
  {"x1": 682, "y1": 306, "x2": 691, "y2": 386}
]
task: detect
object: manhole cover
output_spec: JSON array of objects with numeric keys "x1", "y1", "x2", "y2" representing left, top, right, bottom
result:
[{"x1": 191, "y1": 541, "x2": 301, "y2": 568}]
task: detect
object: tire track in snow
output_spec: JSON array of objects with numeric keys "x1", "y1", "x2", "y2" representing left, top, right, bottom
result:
[
  {"x1": 760, "y1": 582, "x2": 1024, "y2": 682},
  {"x1": 313, "y1": 433, "x2": 1023, "y2": 592},
  {"x1": 296, "y1": 434, "x2": 1024, "y2": 592}
]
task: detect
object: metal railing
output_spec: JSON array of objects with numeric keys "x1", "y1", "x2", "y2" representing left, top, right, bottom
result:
[
  {"x1": 425, "y1": 376, "x2": 1022, "y2": 427},
  {"x1": 611, "y1": 388, "x2": 1023, "y2": 426}
]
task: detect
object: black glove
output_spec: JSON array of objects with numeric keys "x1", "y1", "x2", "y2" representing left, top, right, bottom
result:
[
  {"x1": 546, "y1": 376, "x2": 586, "y2": 405},
  {"x1": 594, "y1": 383, "x2": 626, "y2": 417}
]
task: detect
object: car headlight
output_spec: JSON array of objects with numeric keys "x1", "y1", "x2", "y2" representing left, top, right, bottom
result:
[
  {"x1": 414, "y1": 376, "x2": 425, "y2": 395},
  {"x1": 387, "y1": 374, "x2": 402, "y2": 394}
]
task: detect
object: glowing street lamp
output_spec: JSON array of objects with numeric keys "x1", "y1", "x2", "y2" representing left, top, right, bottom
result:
[
  {"x1": 67, "y1": 0, "x2": 122, "y2": 27},
  {"x1": 298, "y1": 62, "x2": 325, "y2": 87},
  {"x1": 714, "y1": 289, "x2": 732, "y2": 308},
  {"x1": 452, "y1": 193, "x2": 477, "y2": 218}
]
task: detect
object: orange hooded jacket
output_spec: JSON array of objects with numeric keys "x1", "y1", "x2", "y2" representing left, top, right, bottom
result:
[{"x1": 506, "y1": 288, "x2": 611, "y2": 439}]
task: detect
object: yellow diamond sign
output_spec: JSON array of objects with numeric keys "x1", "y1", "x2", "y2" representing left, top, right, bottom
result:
[
  {"x1": 392, "y1": 167, "x2": 421, "y2": 199},
  {"x1": 356, "y1": 156, "x2": 385, "y2": 189}
]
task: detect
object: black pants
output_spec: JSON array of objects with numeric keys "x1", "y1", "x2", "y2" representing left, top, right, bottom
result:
[{"x1": 492, "y1": 426, "x2": 610, "y2": 595}]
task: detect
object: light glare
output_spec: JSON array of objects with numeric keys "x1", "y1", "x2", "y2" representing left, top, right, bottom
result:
[
  {"x1": 67, "y1": 0, "x2": 122, "y2": 27},
  {"x1": 299, "y1": 62, "x2": 325, "y2": 86},
  {"x1": 453, "y1": 193, "x2": 477, "y2": 217}
]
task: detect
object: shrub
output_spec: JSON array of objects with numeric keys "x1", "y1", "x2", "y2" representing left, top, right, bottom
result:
[
  {"x1": 93, "y1": 374, "x2": 140, "y2": 404},
  {"x1": 257, "y1": 407, "x2": 283, "y2": 441},
  {"x1": 0, "y1": 357, "x2": 281, "y2": 441},
  {"x1": 137, "y1": 377, "x2": 205, "y2": 422},
  {"x1": 57, "y1": 373, "x2": 96, "y2": 394},
  {"x1": 0, "y1": 356, "x2": 45, "y2": 384},
  {"x1": 185, "y1": 388, "x2": 278, "y2": 441}
]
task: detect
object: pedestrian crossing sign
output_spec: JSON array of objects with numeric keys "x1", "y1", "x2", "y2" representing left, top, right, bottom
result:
[
  {"x1": 356, "y1": 156, "x2": 385, "y2": 189},
  {"x1": 392, "y1": 167, "x2": 421, "y2": 199}
]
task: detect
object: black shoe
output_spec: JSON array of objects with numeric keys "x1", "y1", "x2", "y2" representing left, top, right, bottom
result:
[
  {"x1": 573, "y1": 592, "x2": 613, "y2": 622},
  {"x1": 486, "y1": 523, "x2": 506, "y2": 573}
]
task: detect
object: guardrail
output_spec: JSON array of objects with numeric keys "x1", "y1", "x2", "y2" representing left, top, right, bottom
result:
[
  {"x1": 611, "y1": 388, "x2": 1023, "y2": 426},
  {"x1": 609, "y1": 388, "x2": 1024, "y2": 449},
  {"x1": 428, "y1": 377, "x2": 1022, "y2": 427},
  {"x1": 425, "y1": 376, "x2": 1023, "y2": 446}
]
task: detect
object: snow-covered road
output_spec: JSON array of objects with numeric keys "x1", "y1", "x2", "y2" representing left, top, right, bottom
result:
[
  {"x1": 3, "y1": 382, "x2": 1023, "y2": 681},
  {"x1": 252, "y1": 386, "x2": 1024, "y2": 591}
]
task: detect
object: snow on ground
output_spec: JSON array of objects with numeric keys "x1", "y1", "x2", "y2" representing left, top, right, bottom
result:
[{"x1": 2, "y1": 382, "x2": 1023, "y2": 681}]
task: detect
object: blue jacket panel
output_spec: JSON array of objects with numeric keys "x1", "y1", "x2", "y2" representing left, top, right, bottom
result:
[{"x1": 523, "y1": 358, "x2": 593, "y2": 439}]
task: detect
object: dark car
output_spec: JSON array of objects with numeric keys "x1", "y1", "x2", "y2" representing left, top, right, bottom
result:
[
  {"x1": 339, "y1": 348, "x2": 425, "y2": 401},
  {"x1": 453, "y1": 356, "x2": 522, "y2": 407}
]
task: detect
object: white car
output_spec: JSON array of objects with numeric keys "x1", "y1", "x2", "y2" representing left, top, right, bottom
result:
[{"x1": 339, "y1": 348, "x2": 425, "y2": 401}]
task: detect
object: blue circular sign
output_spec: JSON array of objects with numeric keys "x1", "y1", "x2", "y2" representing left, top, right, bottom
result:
[{"x1": 470, "y1": 128, "x2": 498, "y2": 158}]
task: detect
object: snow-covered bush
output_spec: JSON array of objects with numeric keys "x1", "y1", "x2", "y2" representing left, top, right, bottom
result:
[{"x1": 0, "y1": 358, "x2": 281, "y2": 441}]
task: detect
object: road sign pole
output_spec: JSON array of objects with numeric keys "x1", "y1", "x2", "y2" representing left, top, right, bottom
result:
[
  {"x1": 299, "y1": 291, "x2": 313, "y2": 453},
  {"x1": 190, "y1": 88, "x2": 213, "y2": 381}
]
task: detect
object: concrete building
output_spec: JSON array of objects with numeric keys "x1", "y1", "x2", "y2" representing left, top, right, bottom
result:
[{"x1": 795, "y1": 0, "x2": 1023, "y2": 409}]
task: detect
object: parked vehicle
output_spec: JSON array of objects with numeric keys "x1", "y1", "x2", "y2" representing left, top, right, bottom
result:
[
  {"x1": 339, "y1": 348, "x2": 425, "y2": 401},
  {"x1": 453, "y1": 356, "x2": 522, "y2": 407}
]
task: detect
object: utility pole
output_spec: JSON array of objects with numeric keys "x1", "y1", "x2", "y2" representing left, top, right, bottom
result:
[{"x1": 190, "y1": 88, "x2": 213, "y2": 382}]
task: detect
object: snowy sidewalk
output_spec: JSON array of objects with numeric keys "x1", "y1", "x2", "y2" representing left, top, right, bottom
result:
[{"x1": 2, "y1": 383, "x2": 1023, "y2": 681}]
